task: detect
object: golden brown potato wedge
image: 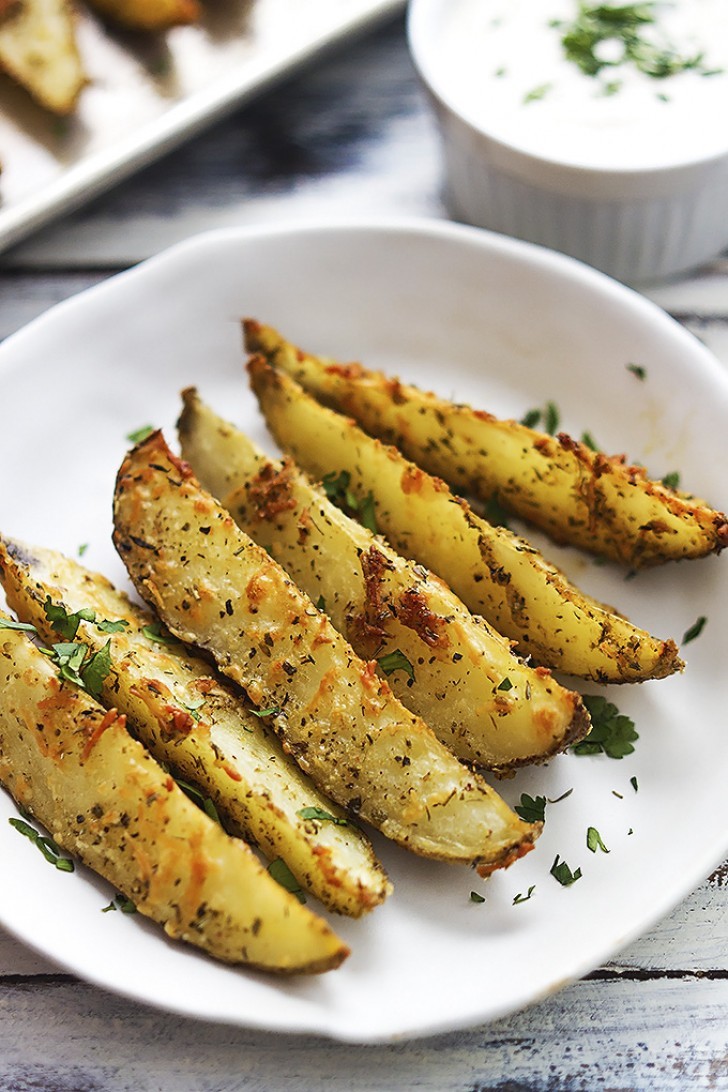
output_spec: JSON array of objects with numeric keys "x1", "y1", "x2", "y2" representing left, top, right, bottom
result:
[
  {"x1": 247, "y1": 356, "x2": 683, "y2": 685},
  {"x1": 112, "y1": 431, "x2": 541, "y2": 877},
  {"x1": 0, "y1": 610, "x2": 348, "y2": 973},
  {"x1": 245, "y1": 320, "x2": 728, "y2": 569},
  {"x1": 85, "y1": 0, "x2": 199, "y2": 30},
  {"x1": 0, "y1": 537, "x2": 391, "y2": 917},
  {"x1": 0, "y1": 0, "x2": 85, "y2": 114},
  {"x1": 178, "y1": 387, "x2": 589, "y2": 770}
]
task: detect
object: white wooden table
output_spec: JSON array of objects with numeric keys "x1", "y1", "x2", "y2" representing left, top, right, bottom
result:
[{"x1": 1, "y1": 12, "x2": 727, "y2": 1089}]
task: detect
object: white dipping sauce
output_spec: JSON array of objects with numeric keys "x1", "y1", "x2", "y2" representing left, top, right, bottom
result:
[{"x1": 435, "y1": 0, "x2": 728, "y2": 170}]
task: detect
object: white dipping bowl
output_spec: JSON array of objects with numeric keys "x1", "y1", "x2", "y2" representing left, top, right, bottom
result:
[{"x1": 408, "y1": 0, "x2": 728, "y2": 284}]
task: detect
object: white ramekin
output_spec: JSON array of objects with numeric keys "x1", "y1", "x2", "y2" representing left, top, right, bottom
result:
[{"x1": 407, "y1": 0, "x2": 728, "y2": 284}]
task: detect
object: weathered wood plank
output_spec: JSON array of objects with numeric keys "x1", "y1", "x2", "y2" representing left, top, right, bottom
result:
[{"x1": 0, "y1": 975, "x2": 726, "y2": 1090}]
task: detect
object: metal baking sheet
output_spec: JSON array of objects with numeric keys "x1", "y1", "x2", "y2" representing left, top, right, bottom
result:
[{"x1": 0, "y1": 0, "x2": 404, "y2": 253}]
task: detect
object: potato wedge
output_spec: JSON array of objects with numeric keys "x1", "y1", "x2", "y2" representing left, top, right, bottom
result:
[
  {"x1": 0, "y1": 610, "x2": 348, "y2": 973},
  {"x1": 0, "y1": 537, "x2": 390, "y2": 917},
  {"x1": 85, "y1": 0, "x2": 200, "y2": 31},
  {"x1": 245, "y1": 320, "x2": 728, "y2": 569},
  {"x1": 247, "y1": 356, "x2": 683, "y2": 685},
  {"x1": 178, "y1": 387, "x2": 589, "y2": 770},
  {"x1": 0, "y1": 0, "x2": 85, "y2": 114},
  {"x1": 112, "y1": 431, "x2": 540, "y2": 876}
]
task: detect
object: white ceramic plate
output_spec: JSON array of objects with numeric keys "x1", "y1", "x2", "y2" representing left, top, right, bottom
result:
[
  {"x1": 0, "y1": 221, "x2": 726, "y2": 1043},
  {"x1": 0, "y1": 0, "x2": 403, "y2": 253}
]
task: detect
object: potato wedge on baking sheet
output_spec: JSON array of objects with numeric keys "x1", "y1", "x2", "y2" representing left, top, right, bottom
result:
[
  {"x1": 248, "y1": 356, "x2": 683, "y2": 685},
  {"x1": 0, "y1": 610, "x2": 348, "y2": 973},
  {"x1": 244, "y1": 320, "x2": 728, "y2": 569},
  {"x1": 178, "y1": 387, "x2": 589, "y2": 771},
  {"x1": 112, "y1": 431, "x2": 541, "y2": 877},
  {"x1": 0, "y1": 0, "x2": 85, "y2": 114},
  {"x1": 85, "y1": 0, "x2": 200, "y2": 31},
  {"x1": 0, "y1": 536, "x2": 390, "y2": 917}
]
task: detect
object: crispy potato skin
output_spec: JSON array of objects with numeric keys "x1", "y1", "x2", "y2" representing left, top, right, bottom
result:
[
  {"x1": 0, "y1": 0, "x2": 85, "y2": 114},
  {"x1": 112, "y1": 432, "x2": 540, "y2": 876},
  {"x1": 85, "y1": 0, "x2": 199, "y2": 30},
  {"x1": 244, "y1": 320, "x2": 728, "y2": 569},
  {"x1": 0, "y1": 538, "x2": 391, "y2": 917},
  {"x1": 178, "y1": 388, "x2": 590, "y2": 770},
  {"x1": 246, "y1": 356, "x2": 684, "y2": 685},
  {"x1": 0, "y1": 615, "x2": 348, "y2": 973}
]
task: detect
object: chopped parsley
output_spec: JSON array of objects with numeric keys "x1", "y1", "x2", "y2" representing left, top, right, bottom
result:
[
  {"x1": 39, "y1": 639, "x2": 112, "y2": 699},
  {"x1": 43, "y1": 597, "x2": 95, "y2": 641},
  {"x1": 524, "y1": 82, "x2": 553, "y2": 103},
  {"x1": 268, "y1": 857, "x2": 306, "y2": 903},
  {"x1": 141, "y1": 622, "x2": 178, "y2": 646},
  {"x1": 174, "y1": 778, "x2": 221, "y2": 825},
  {"x1": 513, "y1": 885, "x2": 536, "y2": 905},
  {"x1": 9, "y1": 816, "x2": 74, "y2": 872},
  {"x1": 571, "y1": 694, "x2": 638, "y2": 759},
  {"x1": 626, "y1": 362, "x2": 647, "y2": 380},
  {"x1": 102, "y1": 893, "x2": 137, "y2": 914},
  {"x1": 0, "y1": 618, "x2": 37, "y2": 633},
  {"x1": 298, "y1": 806, "x2": 350, "y2": 827},
  {"x1": 497, "y1": 677, "x2": 513, "y2": 692},
  {"x1": 514, "y1": 793, "x2": 546, "y2": 824},
  {"x1": 78, "y1": 543, "x2": 89, "y2": 557},
  {"x1": 682, "y1": 615, "x2": 707, "y2": 645},
  {"x1": 661, "y1": 471, "x2": 680, "y2": 490},
  {"x1": 581, "y1": 431, "x2": 599, "y2": 452},
  {"x1": 586, "y1": 826, "x2": 610, "y2": 854},
  {"x1": 521, "y1": 401, "x2": 560, "y2": 435},
  {"x1": 556, "y1": 3, "x2": 716, "y2": 83},
  {"x1": 550, "y1": 855, "x2": 582, "y2": 886},
  {"x1": 470, "y1": 890, "x2": 486, "y2": 904},
  {"x1": 377, "y1": 649, "x2": 415, "y2": 683},
  {"x1": 250, "y1": 705, "x2": 281, "y2": 719},
  {"x1": 321, "y1": 469, "x2": 378, "y2": 533},
  {"x1": 630, "y1": 775, "x2": 639, "y2": 793},
  {"x1": 482, "y1": 493, "x2": 511, "y2": 528},
  {"x1": 126, "y1": 425, "x2": 155, "y2": 445}
]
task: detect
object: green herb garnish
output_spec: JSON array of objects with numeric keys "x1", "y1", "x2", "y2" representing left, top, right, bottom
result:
[
  {"x1": 626, "y1": 362, "x2": 647, "y2": 380},
  {"x1": 377, "y1": 649, "x2": 415, "y2": 682},
  {"x1": 558, "y1": 3, "x2": 714, "y2": 82},
  {"x1": 141, "y1": 622, "x2": 178, "y2": 646},
  {"x1": 0, "y1": 618, "x2": 37, "y2": 633},
  {"x1": 497, "y1": 677, "x2": 513, "y2": 692},
  {"x1": 514, "y1": 793, "x2": 547, "y2": 824},
  {"x1": 250, "y1": 706, "x2": 281, "y2": 719},
  {"x1": 298, "y1": 806, "x2": 350, "y2": 827},
  {"x1": 9, "y1": 816, "x2": 74, "y2": 872},
  {"x1": 661, "y1": 471, "x2": 680, "y2": 490},
  {"x1": 630, "y1": 775, "x2": 639, "y2": 792},
  {"x1": 102, "y1": 893, "x2": 137, "y2": 913},
  {"x1": 322, "y1": 469, "x2": 378, "y2": 533},
  {"x1": 682, "y1": 615, "x2": 707, "y2": 644},
  {"x1": 513, "y1": 885, "x2": 536, "y2": 905},
  {"x1": 174, "y1": 777, "x2": 221, "y2": 825},
  {"x1": 524, "y1": 82, "x2": 553, "y2": 103},
  {"x1": 571, "y1": 694, "x2": 638, "y2": 759},
  {"x1": 470, "y1": 890, "x2": 486, "y2": 904},
  {"x1": 268, "y1": 857, "x2": 306, "y2": 903},
  {"x1": 550, "y1": 855, "x2": 582, "y2": 887},
  {"x1": 43, "y1": 597, "x2": 95, "y2": 641},
  {"x1": 126, "y1": 425, "x2": 155, "y2": 445},
  {"x1": 586, "y1": 826, "x2": 610, "y2": 854}
]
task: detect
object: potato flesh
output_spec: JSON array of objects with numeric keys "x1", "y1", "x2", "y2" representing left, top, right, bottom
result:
[
  {"x1": 245, "y1": 321, "x2": 728, "y2": 569},
  {"x1": 247, "y1": 356, "x2": 683, "y2": 685},
  {"x1": 0, "y1": 538, "x2": 391, "y2": 917},
  {"x1": 112, "y1": 432, "x2": 540, "y2": 875},
  {"x1": 178, "y1": 389, "x2": 589, "y2": 769},
  {"x1": 0, "y1": 616, "x2": 348, "y2": 973},
  {"x1": 0, "y1": 0, "x2": 84, "y2": 114}
]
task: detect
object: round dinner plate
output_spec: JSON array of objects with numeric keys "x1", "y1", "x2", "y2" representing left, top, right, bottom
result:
[{"x1": 0, "y1": 220, "x2": 726, "y2": 1043}]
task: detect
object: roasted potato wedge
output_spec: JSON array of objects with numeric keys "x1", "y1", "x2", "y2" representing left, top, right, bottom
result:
[
  {"x1": 0, "y1": 537, "x2": 390, "y2": 917},
  {"x1": 85, "y1": 0, "x2": 200, "y2": 31},
  {"x1": 113, "y1": 431, "x2": 541, "y2": 876},
  {"x1": 0, "y1": 610, "x2": 348, "y2": 973},
  {"x1": 178, "y1": 387, "x2": 589, "y2": 770},
  {"x1": 248, "y1": 356, "x2": 683, "y2": 684},
  {"x1": 245, "y1": 320, "x2": 728, "y2": 569},
  {"x1": 0, "y1": 0, "x2": 85, "y2": 114}
]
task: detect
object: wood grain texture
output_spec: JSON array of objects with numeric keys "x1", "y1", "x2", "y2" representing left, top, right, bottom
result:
[{"x1": 0, "y1": 9, "x2": 727, "y2": 1087}]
